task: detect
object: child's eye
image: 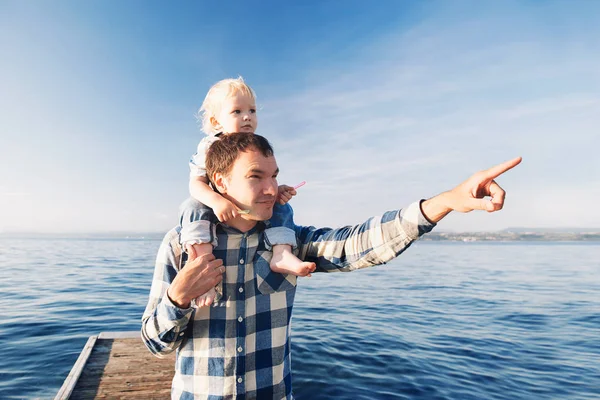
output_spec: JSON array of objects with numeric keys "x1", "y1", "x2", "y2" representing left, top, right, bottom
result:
[
  {"x1": 233, "y1": 110, "x2": 241, "y2": 114},
  {"x1": 250, "y1": 109, "x2": 256, "y2": 114}
]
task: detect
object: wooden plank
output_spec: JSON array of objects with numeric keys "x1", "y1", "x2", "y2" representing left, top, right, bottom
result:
[
  {"x1": 60, "y1": 332, "x2": 176, "y2": 399},
  {"x1": 54, "y1": 335, "x2": 98, "y2": 400}
]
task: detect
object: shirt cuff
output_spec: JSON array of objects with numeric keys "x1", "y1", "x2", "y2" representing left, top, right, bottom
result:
[
  {"x1": 401, "y1": 200, "x2": 436, "y2": 241},
  {"x1": 418, "y1": 199, "x2": 437, "y2": 229},
  {"x1": 157, "y1": 290, "x2": 194, "y2": 330}
]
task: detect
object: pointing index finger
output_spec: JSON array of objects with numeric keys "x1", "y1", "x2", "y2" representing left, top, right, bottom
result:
[{"x1": 483, "y1": 157, "x2": 522, "y2": 180}]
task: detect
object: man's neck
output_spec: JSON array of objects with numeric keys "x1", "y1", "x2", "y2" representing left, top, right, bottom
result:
[{"x1": 225, "y1": 217, "x2": 258, "y2": 233}]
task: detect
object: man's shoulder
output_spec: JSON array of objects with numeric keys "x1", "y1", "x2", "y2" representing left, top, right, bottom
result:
[
  {"x1": 162, "y1": 226, "x2": 181, "y2": 241},
  {"x1": 159, "y1": 227, "x2": 183, "y2": 258}
]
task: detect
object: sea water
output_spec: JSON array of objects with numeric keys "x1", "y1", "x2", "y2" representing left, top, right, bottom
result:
[{"x1": 0, "y1": 238, "x2": 598, "y2": 399}]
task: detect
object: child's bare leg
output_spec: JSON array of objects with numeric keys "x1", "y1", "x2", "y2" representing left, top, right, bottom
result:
[
  {"x1": 186, "y1": 243, "x2": 217, "y2": 307},
  {"x1": 270, "y1": 244, "x2": 316, "y2": 277}
]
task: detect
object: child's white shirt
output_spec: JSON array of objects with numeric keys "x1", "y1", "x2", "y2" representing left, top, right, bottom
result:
[{"x1": 189, "y1": 133, "x2": 222, "y2": 178}]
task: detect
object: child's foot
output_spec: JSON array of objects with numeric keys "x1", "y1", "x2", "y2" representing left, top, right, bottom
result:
[
  {"x1": 194, "y1": 287, "x2": 217, "y2": 308},
  {"x1": 270, "y1": 246, "x2": 316, "y2": 277}
]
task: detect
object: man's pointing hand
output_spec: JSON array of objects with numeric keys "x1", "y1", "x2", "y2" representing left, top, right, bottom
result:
[{"x1": 421, "y1": 157, "x2": 522, "y2": 223}]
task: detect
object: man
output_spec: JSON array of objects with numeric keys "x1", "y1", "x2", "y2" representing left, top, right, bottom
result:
[{"x1": 142, "y1": 132, "x2": 521, "y2": 399}]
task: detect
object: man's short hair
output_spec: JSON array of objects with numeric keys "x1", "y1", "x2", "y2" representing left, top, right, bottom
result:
[{"x1": 206, "y1": 132, "x2": 274, "y2": 182}]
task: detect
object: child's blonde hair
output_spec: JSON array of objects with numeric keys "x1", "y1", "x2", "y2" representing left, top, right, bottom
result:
[{"x1": 198, "y1": 76, "x2": 257, "y2": 134}]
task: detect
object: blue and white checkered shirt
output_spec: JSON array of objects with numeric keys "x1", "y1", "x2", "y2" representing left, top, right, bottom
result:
[{"x1": 141, "y1": 201, "x2": 435, "y2": 399}]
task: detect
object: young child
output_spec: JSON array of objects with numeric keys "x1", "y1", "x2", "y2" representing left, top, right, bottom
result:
[{"x1": 180, "y1": 77, "x2": 316, "y2": 307}]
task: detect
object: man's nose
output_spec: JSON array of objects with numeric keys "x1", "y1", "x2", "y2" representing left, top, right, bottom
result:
[{"x1": 264, "y1": 180, "x2": 278, "y2": 196}]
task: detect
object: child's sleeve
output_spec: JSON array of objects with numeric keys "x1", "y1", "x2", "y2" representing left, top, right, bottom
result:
[
  {"x1": 189, "y1": 136, "x2": 219, "y2": 178},
  {"x1": 264, "y1": 203, "x2": 298, "y2": 251},
  {"x1": 178, "y1": 198, "x2": 218, "y2": 248}
]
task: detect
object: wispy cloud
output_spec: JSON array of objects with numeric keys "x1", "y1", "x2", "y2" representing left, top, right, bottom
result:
[
  {"x1": 257, "y1": 9, "x2": 600, "y2": 229},
  {"x1": 1, "y1": 1, "x2": 599, "y2": 232}
]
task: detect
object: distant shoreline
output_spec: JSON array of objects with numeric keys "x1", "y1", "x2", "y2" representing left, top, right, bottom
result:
[
  {"x1": 1, "y1": 231, "x2": 599, "y2": 242},
  {"x1": 422, "y1": 232, "x2": 600, "y2": 242}
]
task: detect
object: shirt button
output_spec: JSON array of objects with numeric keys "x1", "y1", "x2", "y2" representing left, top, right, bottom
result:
[
  {"x1": 238, "y1": 377, "x2": 243, "y2": 383},
  {"x1": 239, "y1": 259, "x2": 245, "y2": 264},
  {"x1": 237, "y1": 346, "x2": 243, "y2": 353},
  {"x1": 238, "y1": 316, "x2": 243, "y2": 322},
  {"x1": 238, "y1": 287, "x2": 244, "y2": 293}
]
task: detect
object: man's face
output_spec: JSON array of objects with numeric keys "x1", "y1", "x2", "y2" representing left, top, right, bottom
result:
[
  {"x1": 212, "y1": 93, "x2": 257, "y2": 134},
  {"x1": 221, "y1": 149, "x2": 278, "y2": 222}
]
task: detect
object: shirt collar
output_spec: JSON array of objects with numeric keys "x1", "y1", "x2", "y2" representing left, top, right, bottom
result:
[{"x1": 216, "y1": 220, "x2": 268, "y2": 235}]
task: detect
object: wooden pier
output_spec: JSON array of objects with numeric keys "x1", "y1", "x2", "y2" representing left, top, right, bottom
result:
[{"x1": 55, "y1": 332, "x2": 175, "y2": 399}]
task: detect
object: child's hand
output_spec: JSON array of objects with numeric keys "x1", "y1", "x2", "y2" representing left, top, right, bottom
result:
[
  {"x1": 213, "y1": 198, "x2": 241, "y2": 222},
  {"x1": 277, "y1": 185, "x2": 297, "y2": 205}
]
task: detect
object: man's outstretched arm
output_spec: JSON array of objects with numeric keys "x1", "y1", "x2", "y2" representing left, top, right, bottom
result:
[
  {"x1": 295, "y1": 202, "x2": 434, "y2": 273},
  {"x1": 296, "y1": 157, "x2": 522, "y2": 273}
]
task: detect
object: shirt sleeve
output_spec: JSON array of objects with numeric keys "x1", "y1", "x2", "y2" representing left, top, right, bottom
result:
[
  {"x1": 141, "y1": 228, "x2": 194, "y2": 358},
  {"x1": 189, "y1": 135, "x2": 219, "y2": 178},
  {"x1": 295, "y1": 201, "x2": 435, "y2": 273}
]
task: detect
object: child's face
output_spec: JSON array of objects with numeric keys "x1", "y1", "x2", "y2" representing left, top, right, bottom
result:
[{"x1": 212, "y1": 93, "x2": 258, "y2": 134}]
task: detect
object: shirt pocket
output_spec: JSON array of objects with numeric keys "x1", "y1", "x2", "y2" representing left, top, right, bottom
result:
[{"x1": 254, "y1": 250, "x2": 297, "y2": 294}]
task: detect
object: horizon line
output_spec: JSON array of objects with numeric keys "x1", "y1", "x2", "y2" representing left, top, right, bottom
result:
[{"x1": 2, "y1": 227, "x2": 600, "y2": 237}]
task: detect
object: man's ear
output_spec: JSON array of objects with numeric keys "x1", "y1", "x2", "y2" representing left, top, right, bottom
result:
[
  {"x1": 210, "y1": 116, "x2": 222, "y2": 131},
  {"x1": 211, "y1": 172, "x2": 228, "y2": 194}
]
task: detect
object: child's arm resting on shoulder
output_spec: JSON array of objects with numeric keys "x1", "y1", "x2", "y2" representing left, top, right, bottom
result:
[{"x1": 189, "y1": 176, "x2": 240, "y2": 222}]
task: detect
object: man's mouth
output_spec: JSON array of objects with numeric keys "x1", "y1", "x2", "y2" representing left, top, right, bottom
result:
[{"x1": 256, "y1": 198, "x2": 275, "y2": 207}]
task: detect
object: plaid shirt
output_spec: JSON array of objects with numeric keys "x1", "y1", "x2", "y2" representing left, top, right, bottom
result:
[{"x1": 141, "y1": 201, "x2": 434, "y2": 400}]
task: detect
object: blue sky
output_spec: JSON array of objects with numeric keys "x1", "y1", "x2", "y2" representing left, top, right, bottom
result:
[{"x1": 1, "y1": 0, "x2": 599, "y2": 233}]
